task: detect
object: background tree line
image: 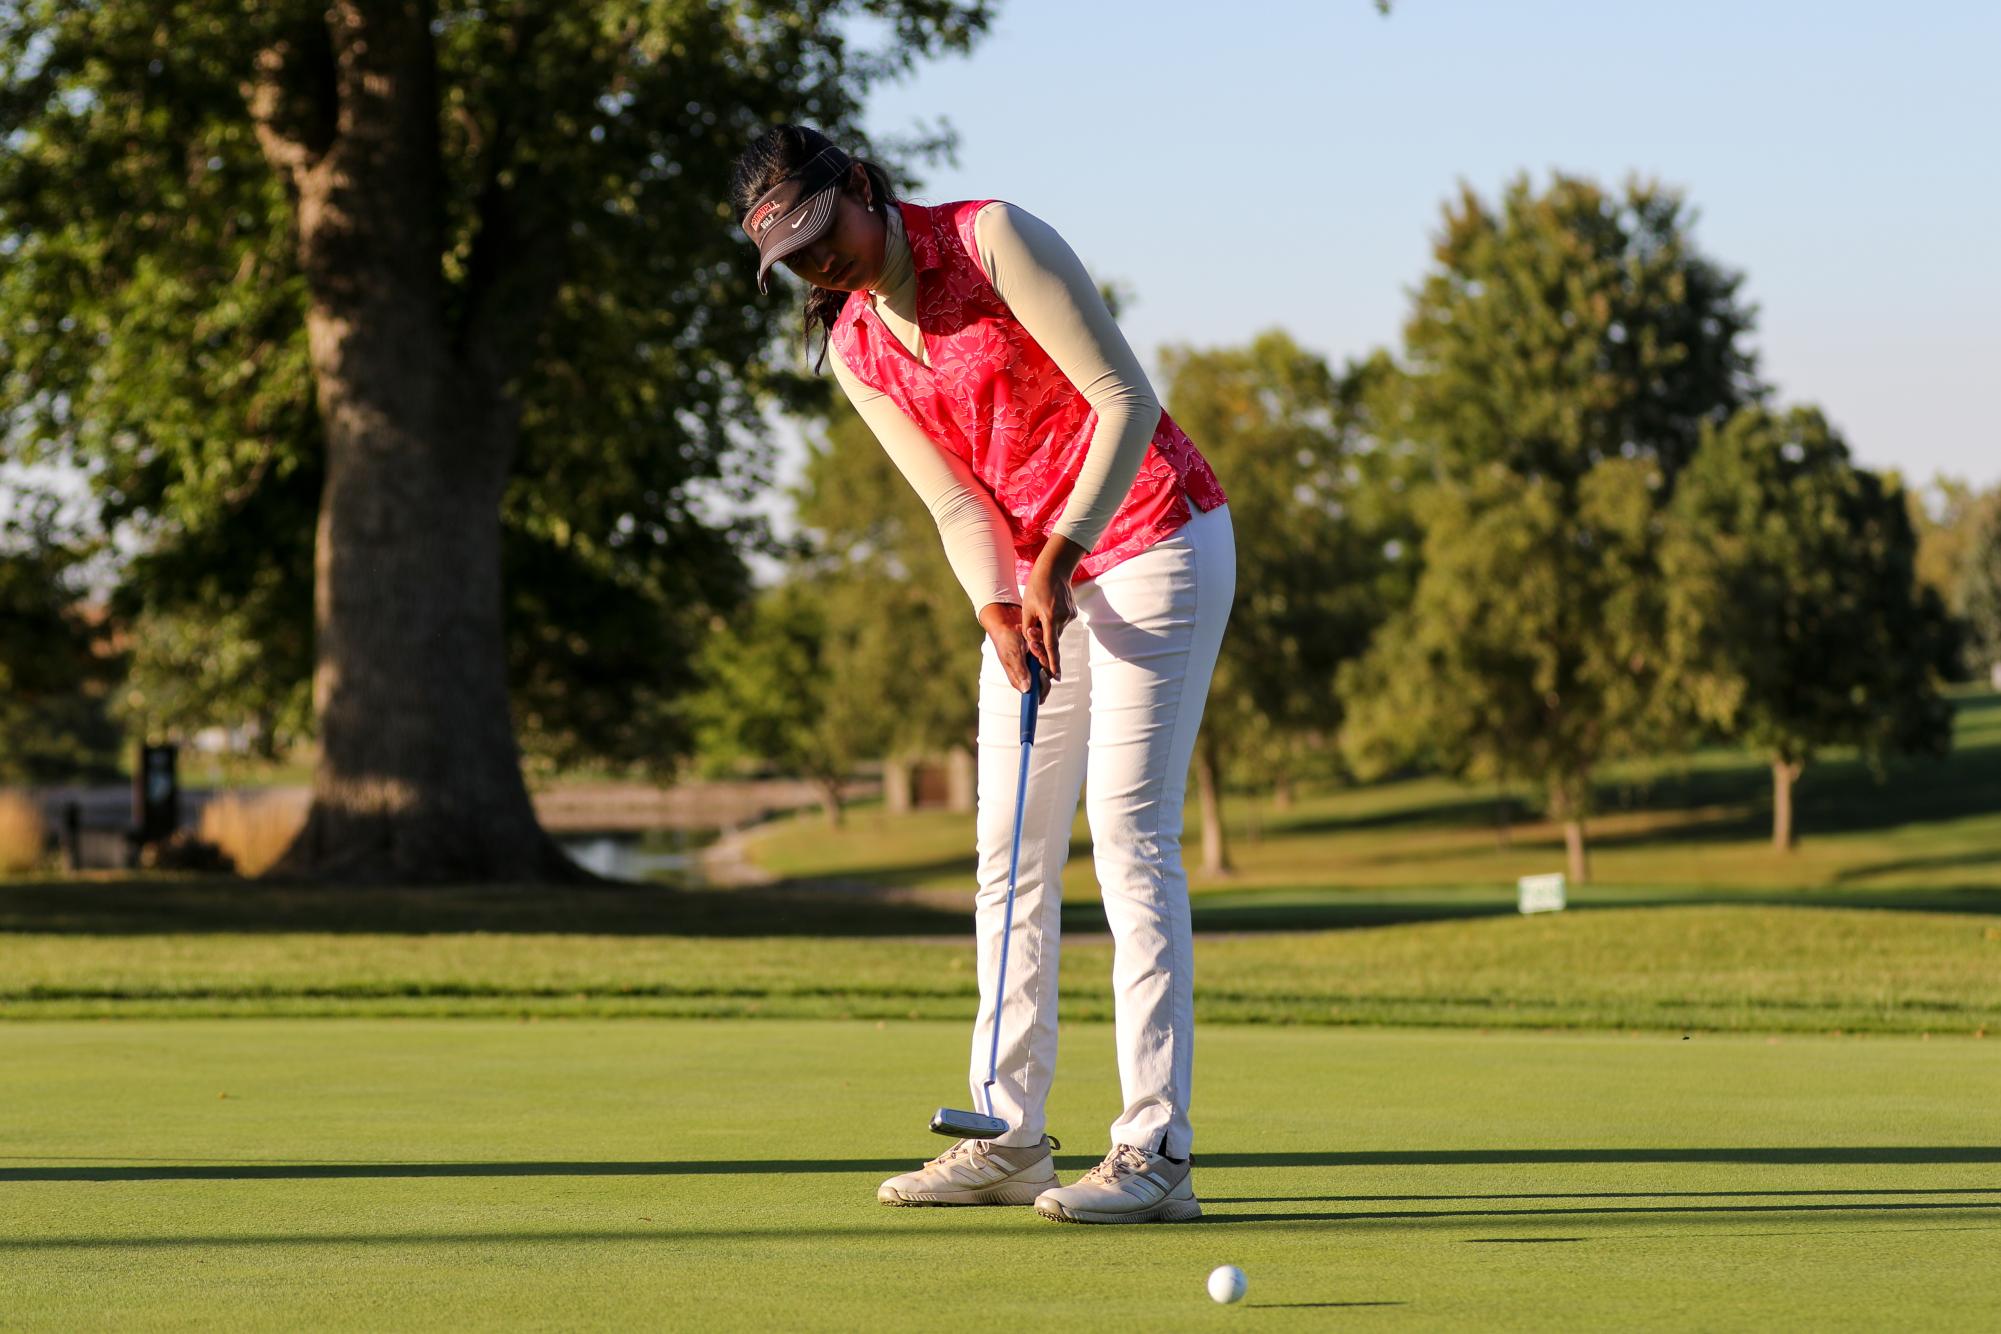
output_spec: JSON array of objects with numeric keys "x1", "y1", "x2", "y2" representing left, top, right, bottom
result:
[{"x1": 3, "y1": 4, "x2": 1994, "y2": 886}]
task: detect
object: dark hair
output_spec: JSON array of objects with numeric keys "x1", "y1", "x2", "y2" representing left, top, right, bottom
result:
[{"x1": 729, "y1": 124, "x2": 899, "y2": 374}]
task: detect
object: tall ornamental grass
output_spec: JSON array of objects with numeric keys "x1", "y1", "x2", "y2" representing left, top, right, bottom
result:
[
  {"x1": 0, "y1": 792, "x2": 46, "y2": 873},
  {"x1": 199, "y1": 790, "x2": 310, "y2": 877}
]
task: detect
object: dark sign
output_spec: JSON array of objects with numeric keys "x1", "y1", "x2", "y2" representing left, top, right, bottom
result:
[{"x1": 133, "y1": 743, "x2": 180, "y2": 845}]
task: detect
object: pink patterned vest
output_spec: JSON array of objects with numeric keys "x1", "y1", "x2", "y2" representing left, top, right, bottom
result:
[{"x1": 830, "y1": 199, "x2": 1229, "y2": 588}]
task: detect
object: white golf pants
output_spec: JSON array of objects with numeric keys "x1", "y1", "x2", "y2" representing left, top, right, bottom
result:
[{"x1": 970, "y1": 500, "x2": 1235, "y2": 1160}]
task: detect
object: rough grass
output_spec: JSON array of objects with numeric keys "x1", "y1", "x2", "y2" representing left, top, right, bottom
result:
[{"x1": 2, "y1": 905, "x2": 1996, "y2": 1034}]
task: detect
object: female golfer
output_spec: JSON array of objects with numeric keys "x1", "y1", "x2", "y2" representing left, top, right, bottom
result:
[{"x1": 730, "y1": 125, "x2": 1234, "y2": 1225}]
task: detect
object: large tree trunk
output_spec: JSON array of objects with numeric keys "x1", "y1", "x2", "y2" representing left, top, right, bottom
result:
[
  {"x1": 252, "y1": 3, "x2": 583, "y2": 883},
  {"x1": 1771, "y1": 755, "x2": 1804, "y2": 851},
  {"x1": 1195, "y1": 729, "x2": 1230, "y2": 877}
]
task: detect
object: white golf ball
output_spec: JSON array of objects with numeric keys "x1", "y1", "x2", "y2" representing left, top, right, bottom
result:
[{"x1": 1207, "y1": 1264, "x2": 1248, "y2": 1305}]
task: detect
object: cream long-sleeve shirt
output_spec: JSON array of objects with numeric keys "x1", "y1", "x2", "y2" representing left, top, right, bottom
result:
[{"x1": 826, "y1": 202, "x2": 1162, "y2": 622}]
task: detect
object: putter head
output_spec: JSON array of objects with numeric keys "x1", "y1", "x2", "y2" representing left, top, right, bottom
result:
[{"x1": 930, "y1": 1107, "x2": 1010, "y2": 1140}]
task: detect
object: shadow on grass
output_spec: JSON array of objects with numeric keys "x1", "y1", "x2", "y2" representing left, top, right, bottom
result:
[
  {"x1": 7, "y1": 1146, "x2": 2000, "y2": 1182},
  {"x1": 760, "y1": 853, "x2": 989, "y2": 894},
  {"x1": 0, "y1": 880, "x2": 972, "y2": 938},
  {"x1": 1282, "y1": 692, "x2": 2001, "y2": 851},
  {"x1": 1209, "y1": 1188, "x2": 2001, "y2": 1204},
  {"x1": 1834, "y1": 849, "x2": 2001, "y2": 884},
  {"x1": 1277, "y1": 793, "x2": 1535, "y2": 840},
  {"x1": 1250, "y1": 1302, "x2": 1408, "y2": 1308},
  {"x1": 5, "y1": 876, "x2": 1999, "y2": 938},
  {"x1": 1168, "y1": 886, "x2": 2001, "y2": 933}
]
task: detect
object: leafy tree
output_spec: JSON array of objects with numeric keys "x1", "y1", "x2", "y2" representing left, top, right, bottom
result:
[
  {"x1": 687, "y1": 575, "x2": 886, "y2": 827},
  {"x1": 0, "y1": 503, "x2": 122, "y2": 783},
  {"x1": 1908, "y1": 476, "x2": 2001, "y2": 680},
  {"x1": 0, "y1": 1, "x2": 991, "y2": 881},
  {"x1": 106, "y1": 455, "x2": 318, "y2": 760},
  {"x1": 1160, "y1": 330, "x2": 1417, "y2": 873},
  {"x1": 1403, "y1": 173, "x2": 1761, "y2": 489},
  {"x1": 788, "y1": 394, "x2": 985, "y2": 779},
  {"x1": 1663, "y1": 406, "x2": 1958, "y2": 848},
  {"x1": 1336, "y1": 172, "x2": 1768, "y2": 882},
  {"x1": 1909, "y1": 477, "x2": 1986, "y2": 611},
  {"x1": 1955, "y1": 496, "x2": 2001, "y2": 685},
  {"x1": 1339, "y1": 459, "x2": 1667, "y2": 884}
]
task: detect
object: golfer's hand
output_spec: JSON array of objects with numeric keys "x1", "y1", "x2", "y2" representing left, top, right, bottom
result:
[
  {"x1": 978, "y1": 603, "x2": 1053, "y2": 704},
  {"x1": 1020, "y1": 559, "x2": 1077, "y2": 686}
]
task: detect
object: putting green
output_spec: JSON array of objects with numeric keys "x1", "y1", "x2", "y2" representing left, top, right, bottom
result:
[{"x1": 4, "y1": 1020, "x2": 1998, "y2": 1330}]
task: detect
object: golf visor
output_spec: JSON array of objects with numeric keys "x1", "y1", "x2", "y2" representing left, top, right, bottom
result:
[{"x1": 743, "y1": 146, "x2": 853, "y2": 293}]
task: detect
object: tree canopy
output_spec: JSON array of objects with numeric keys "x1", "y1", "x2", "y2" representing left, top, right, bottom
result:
[
  {"x1": 0, "y1": 499, "x2": 122, "y2": 783},
  {"x1": 1663, "y1": 405, "x2": 1957, "y2": 847},
  {"x1": 1403, "y1": 172, "x2": 1760, "y2": 489},
  {"x1": 1336, "y1": 171, "x2": 1762, "y2": 881},
  {"x1": 1339, "y1": 457, "x2": 1668, "y2": 883},
  {"x1": 1159, "y1": 331, "x2": 1416, "y2": 802},
  {"x1": 0, "y1": 0, "x2": 994, "y2": 878},
  {"x1": 785, "y1": 393, "x2": 986, "y2": 767}
]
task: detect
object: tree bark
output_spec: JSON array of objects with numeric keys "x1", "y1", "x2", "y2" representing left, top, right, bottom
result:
[
  {"x1": 1771, "y1": 756, "x2": 1803, "y2": 851},
  {"x1": 1271, "y1": 775, "x2": 1293, "y2": 811},
  {"x1": 1196, "y1": 729, "x2": 1230, "y2": 877},
  {"x1": 818, "y1": 777, "x2": 845, "y2": 828},
  {"x1": 1562, "y1": 818, "x2": 1588, "y2": 887},
  {"x1": 253, "y1": 4, "x2": 583, "y2": 884},
  {"x1": 945, "y1": 742, "x2": 975, "y2": 814},
  {"x1": 1549, "y1": 783, "x2": 1589, "y2": 886},
  {"x1": 882, "y1": 756, "x2": 913, "y2": 815}
]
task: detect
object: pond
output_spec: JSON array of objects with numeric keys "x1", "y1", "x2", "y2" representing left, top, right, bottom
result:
[{"x1": 553, "y1": 826, "x2": 723, "y2": 883}]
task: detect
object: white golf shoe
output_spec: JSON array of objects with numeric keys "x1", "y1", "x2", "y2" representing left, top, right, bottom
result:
[
  {"x1": 876, "y1": 1134, "x2": 1062, "y2": 1207},
  {"x1": 1033, "y1": 1143, "x2": 1202, "y2": 1224}
]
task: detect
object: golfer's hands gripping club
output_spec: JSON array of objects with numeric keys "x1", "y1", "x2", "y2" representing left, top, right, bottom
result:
[
  {"x1": 980, "y1": 602, "x2": 1055, "y2": 705},
  {"x1": 980, "y1": 538, "x2": 1081, "y2": 705}
]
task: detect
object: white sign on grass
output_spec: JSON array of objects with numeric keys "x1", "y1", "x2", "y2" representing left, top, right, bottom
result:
[{"x1": 1517, "y1": 872, "x2": 1566, "y2": 914}]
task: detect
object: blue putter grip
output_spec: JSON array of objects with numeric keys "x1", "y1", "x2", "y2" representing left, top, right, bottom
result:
[{"x1": 1020, "y1": 656, "x2": 1042, "y2": 744}]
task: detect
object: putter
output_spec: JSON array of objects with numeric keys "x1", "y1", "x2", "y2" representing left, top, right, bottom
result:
[{"x1": 930, "y1": 652, "x2": 1044, "y2": 1141}]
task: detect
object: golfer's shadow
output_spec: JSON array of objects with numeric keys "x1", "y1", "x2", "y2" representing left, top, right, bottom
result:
[
  {"x1": 1187, "y1": 1148, "x2": 2001, "y2": 1167},
  {"x1": 6, "y1": 1144, "x2": 2001, "y2": 1184}
]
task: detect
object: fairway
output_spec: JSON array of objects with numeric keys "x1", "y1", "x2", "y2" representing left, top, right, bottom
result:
[{"x1": 5, "y1": 1020, "x2": 1998, "y2": 1331}]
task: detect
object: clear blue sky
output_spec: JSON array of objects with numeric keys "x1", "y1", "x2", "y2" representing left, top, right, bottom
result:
[{"x1": 758, "y1": 0, "x2": 1996, "y2": 538}]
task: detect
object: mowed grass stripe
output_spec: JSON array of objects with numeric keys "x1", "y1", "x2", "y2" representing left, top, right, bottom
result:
[{"x1": 4, "y1": 905, "x2": 1997, "y2": 1032}]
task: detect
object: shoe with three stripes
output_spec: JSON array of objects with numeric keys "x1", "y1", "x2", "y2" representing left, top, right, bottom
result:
[
  {"x1": 876, "y1": 1134, "x2": 1062, "y2": 1206},
  {"x1": 1033, "y1": 1142, "x2": 1202, "y2": 1224}
]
